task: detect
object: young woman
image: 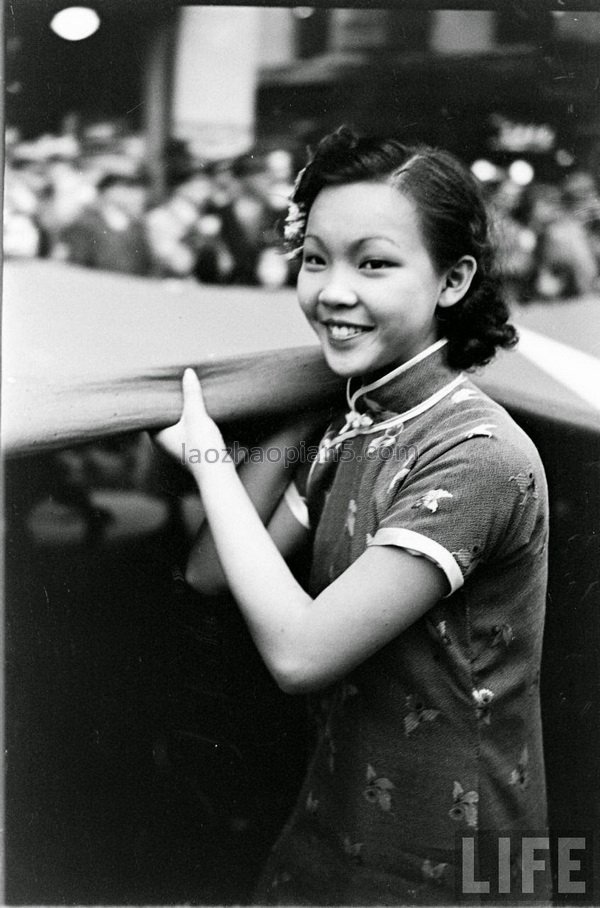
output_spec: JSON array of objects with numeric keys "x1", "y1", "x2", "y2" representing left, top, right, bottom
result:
[{"x1": 156, "y1": 128, "x2": 550, "y2": 905}]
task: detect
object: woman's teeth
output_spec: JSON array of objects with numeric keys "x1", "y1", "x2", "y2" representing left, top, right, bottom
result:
[{"x1": 327, "y1": 324, "x2": 368, "y2": 340}]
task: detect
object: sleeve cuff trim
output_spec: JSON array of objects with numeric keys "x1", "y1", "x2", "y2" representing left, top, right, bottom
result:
[
  {"x1": 283, "y1": 482, "x2": 311, "y2": 530},
  {"x1": 368, "y1": 528, "x2": 464, "y2": 595}
]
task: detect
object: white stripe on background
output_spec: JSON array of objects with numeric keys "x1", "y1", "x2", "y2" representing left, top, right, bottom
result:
[{"x1": 515, "y1": 325, "x2": 600, "y2": 413}]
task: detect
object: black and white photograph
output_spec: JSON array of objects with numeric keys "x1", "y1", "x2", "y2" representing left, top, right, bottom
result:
[{"x1": 3, "y1": 1, "x2": 600, "y2": 904}]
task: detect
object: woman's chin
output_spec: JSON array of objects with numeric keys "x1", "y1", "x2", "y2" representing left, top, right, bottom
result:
[
  {"x1": 321, "y1": 344, "x2": 404, "y2": 380},
  {"x1": 322, "y1": 349, "x2": 368, "y2": 378}
]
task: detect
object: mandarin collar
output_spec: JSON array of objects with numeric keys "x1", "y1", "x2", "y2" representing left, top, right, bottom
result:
[
  {"x1": 314, "y1": 340, "x2": 465, "y2": 465},
  {"x1": 347, "y1": 339, "x2": 461, "y2": 421}
]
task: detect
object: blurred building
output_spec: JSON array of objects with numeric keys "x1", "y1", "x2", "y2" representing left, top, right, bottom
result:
[
  {"x1": 256, "y1": 7, "x2": 600, "y2": 177},
  {"x1": 5, "y1": 1, "x2": 165, "y2": 139},
  {"x1": 5, "y1": 4, "x2": 600, "y2": 177}
]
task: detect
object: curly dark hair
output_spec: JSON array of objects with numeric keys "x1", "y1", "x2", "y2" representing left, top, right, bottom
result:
[{"x1": 287, "y1": 127, "x2": 517, "y2": 370}]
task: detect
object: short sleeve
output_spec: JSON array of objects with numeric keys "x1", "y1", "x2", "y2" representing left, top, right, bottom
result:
[{"x1": 367, "y1": 435, "x2": 546, "y2": 596}]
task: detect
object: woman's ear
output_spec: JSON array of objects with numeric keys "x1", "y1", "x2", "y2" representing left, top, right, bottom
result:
[{"x1": 437, "y1": 256, "x2": 477, "y2": 308}]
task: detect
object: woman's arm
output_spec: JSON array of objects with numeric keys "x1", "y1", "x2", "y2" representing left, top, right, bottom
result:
[
  {"x1": 186, "y1": 497, "x2": 309, "y2": 596},
  {"x1": 184, "y1": 419, "x2": 316, "y2": 595},
  {"x1": 155, "y1": 370, "x2": 447, "y2": 693}
]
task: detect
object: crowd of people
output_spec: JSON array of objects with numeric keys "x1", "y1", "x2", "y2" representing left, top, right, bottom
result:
[
  {"x1": 4, "y1": 129, "x2": 298, "y2": 290},
  {"x1": 486, "y1": 167, "x2": 600, "y2": 301},
  {"x1": 4, "y1": 126, "x2": 600, "y2": 299}
]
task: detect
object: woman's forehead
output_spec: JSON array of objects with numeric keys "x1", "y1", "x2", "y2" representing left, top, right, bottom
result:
[{"x1": 306, "y1": 181, "x2": 421, "y2": 243}]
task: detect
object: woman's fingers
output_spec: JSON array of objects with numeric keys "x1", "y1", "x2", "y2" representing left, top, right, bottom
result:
[
  {"x1": 153, "y1": 369, "x2": 222, "y2": 470},
  {"x1": 183, "y1": 366, "x2": 200, "y2": 392},
  {"x1": 182, "y1": 367, "x2": 208, "y2": 418}
]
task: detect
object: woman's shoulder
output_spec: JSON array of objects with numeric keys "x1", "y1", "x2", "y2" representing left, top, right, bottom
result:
[
  {"x1": 421, "y1": 376, "x2": 545, "y2": 468},
  {"x1": 389, "y1": 378, "x2": 548, "y2": 514},
  {"x1": 366, "y1": 381, "x2": 548, "y2": 575}
]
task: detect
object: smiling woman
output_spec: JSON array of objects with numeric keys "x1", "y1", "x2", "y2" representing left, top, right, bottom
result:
[
  {"x1": 297, "y1": 181, "x2": 477, "y2": 376},
  {"x1": 154, "y1": 128, "x2": 553, "y2": 905}
]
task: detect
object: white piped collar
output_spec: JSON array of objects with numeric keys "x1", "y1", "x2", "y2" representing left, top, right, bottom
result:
[
  {"x1": 308, "y1": 340, "x2": 464, "y2": 490},
  {"x1": 345, "y1": 338, "x2": 449, "y2": 415},
  {"x1": 321, "y1": 338, "x2": 464, "y2": 447}
]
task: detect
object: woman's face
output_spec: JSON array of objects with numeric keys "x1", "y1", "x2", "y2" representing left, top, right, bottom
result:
[{"x1": 297, "y1": 181, "x2": 447, "y2": 378}]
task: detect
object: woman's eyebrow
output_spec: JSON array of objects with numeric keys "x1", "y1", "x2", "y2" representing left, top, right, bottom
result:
[
  {"x1": 357, "y1": 235, "x2": 400, "y2": 246},
  {"x1": 303, "y1": 234, "x2": 401, "y2": 251},
  {"x1": 345, "y1": 236, "x2": 402, "y2": 256}
]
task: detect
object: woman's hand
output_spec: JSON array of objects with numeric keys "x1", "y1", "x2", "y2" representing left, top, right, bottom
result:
[{"x1": 153, "y1": 368, "x2": 225, "y2": 476}]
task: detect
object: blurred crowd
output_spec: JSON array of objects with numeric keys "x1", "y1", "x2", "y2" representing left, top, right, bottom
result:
[
  {"x1": 4, "y1": 127, "x2": 298, "y2": 291},
  {"x1": 4, "y1": 125, "x2": 600, "y2": 300},
  {"x1": 485, "y1": 167, "x2": 600, "y2": 302}
]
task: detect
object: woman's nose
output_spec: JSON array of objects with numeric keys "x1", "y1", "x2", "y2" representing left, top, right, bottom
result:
[{"x1": 317, "y1": 273, "x2": 359, "y2": 307}]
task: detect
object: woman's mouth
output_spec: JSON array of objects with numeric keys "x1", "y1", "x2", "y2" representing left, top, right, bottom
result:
[{"x1": 323, "y1": 322, "x2": 373, "y2": 342}]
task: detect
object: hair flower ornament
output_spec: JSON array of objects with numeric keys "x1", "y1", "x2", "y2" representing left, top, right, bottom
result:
[{"x1": 283, "y1": 200, "x2": 307, "y2": 256}]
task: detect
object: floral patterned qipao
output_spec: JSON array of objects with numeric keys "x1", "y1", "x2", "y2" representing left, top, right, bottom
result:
[{"x1": 255, "y1": 341, "x2": 550, "y2": 905}]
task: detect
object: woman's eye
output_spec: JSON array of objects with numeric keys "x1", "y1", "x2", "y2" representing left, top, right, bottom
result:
[
  {"x1": 303, "y1": 252, "x2": 325, "y2": 266},
  {"x1": 361, "y1": 259, "x2": 393, "y2": 271}
]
